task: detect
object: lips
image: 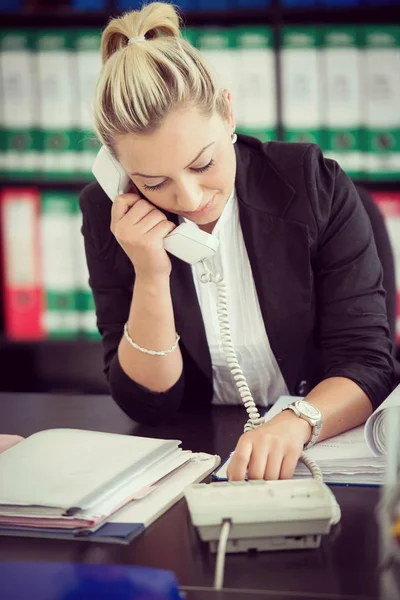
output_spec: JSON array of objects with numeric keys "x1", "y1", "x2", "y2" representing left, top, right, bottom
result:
[{"x1": 181, "y1": 197, "x2": 214, "y2": 217}]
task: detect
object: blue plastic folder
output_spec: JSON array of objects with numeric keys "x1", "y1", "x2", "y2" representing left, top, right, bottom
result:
[
  {"x1": 71, "y1": 0, "x2": 107, "y2": 8},
  {"x1": 0, "y1": 0, "x2": 23, "y2": 11},
  {"x1": 234, "y1": 0, "x2": 270, "y2": 6},
  {"x1": 198, "y1": 0, "x2": 230, "y2": 8},
  {"x1": 116, "y1": 0, "x2": 142, "y2": 10},
  {"x1": 175, "y1": 0, "x2": 198, "y2": 8},
  {"x1": 322, "y1": 0, "x2": 360, "y2": 6},
  {"x1": 0, "y1": 561, "x2": 181, "y2": 600},
  {"x1": 280, "y1": 0, "x2": 319, "y2": 6}
]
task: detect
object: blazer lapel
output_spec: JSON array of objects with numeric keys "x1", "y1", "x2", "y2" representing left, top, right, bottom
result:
[
  {"x1": 235, "y1": 139, "x2": 314, "y2": 391},
  {"x1": 168, "y1": 215, "x2": 212, "y2": 386},
  {"x1": 166, "y1": 136, "x2": 314, "y2": 394}
]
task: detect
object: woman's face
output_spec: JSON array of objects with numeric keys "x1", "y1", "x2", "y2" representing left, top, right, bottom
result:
[{"x1": 115, "y1": 98, "x2": 236, "y2": 231}]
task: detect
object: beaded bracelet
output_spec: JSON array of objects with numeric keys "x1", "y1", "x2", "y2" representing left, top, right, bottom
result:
[{"x1": 123, "y1": 323, "x2": 180, "y2": 356}]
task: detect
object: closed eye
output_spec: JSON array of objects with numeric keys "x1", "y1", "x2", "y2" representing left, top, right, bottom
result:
[
  {"x1": 142, "y1": 159, "x2": 215, "y2": 192},
  {"x1": 191, "y1": 158, "x2": 215, "y2": 174},
  {"x1": 143, "y1": 180, "x2": 165, "y2": 192}
]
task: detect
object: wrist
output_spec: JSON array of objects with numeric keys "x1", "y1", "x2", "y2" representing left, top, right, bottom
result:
[
  {"x1": 274, "y1": 410, "x2": 312, "y2": 446},
  {"x1": 135, "y1": 273, "x2": 171, "y2": 292}
]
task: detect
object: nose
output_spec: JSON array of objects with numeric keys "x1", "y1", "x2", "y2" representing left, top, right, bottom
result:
[{"x1": 174, "y1": 179, "x2": 203, "y2": 212}]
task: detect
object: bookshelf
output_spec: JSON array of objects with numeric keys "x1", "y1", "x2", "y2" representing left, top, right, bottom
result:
[
  {"x1": 0, "y1": 337, "x2": 108, "y2": 394},
  {"x1": 0, "y1": 4, "x2": 396, "y2": 28},
  {"x1": 1, "y1": 0, "x2": 399, "y2": 393}
]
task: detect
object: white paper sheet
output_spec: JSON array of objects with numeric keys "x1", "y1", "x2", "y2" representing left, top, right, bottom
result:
[
  {"x1": 365, "y1": 384, "x2": 400, "y2": 456},
  {"x1": 110, "y1": 453, "x2": 221, "y2": 527},
  {"x1": 0, "y1": 429, "x2": 181, "y2": 510}
]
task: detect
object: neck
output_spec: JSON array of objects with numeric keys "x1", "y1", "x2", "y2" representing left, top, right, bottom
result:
[{"x1": 199, "y1": 220, "x2": 218, "y2": 234}]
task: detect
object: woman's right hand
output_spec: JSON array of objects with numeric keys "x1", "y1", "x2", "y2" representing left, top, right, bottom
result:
[{"x1": 110, "y1": 189, "x2": 176, "y2": 281}]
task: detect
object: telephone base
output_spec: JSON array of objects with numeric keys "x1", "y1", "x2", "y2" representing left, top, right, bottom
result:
[
  {"x1": 184, "y1": 480, "x2": 341, "y2": 555},
  {"x1": 209, "y1": 533, "x2": 321, "y2": 554}
]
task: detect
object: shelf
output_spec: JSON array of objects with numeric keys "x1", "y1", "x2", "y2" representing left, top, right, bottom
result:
[
  {"x1": 0, "y1": 8, "x2": 274, "y2": 28},
  {"x1": 352, "y1": 181, "x2": 400, "y2": 192},
  {"x1": 278, "y1": 6, "x2": 397, "y2": 25},
  {"x1": 0, "y1": 5, "x2": 397, "y2": 28},
  {"x1": 0, "y1": 336, "x2": 107, "y2": 394},
  {"x1": 183, "y1": 8, "x2": 274, "y2": 26},
  {"x1": 1, "y1": 178, "x2": 400, "y2": 191},
  {"x1": 0, "y1": 336, "x2": 101, "y2": 348},
  {"x1": 0, "y1": 179, "x2": 93, "y2": 190},
  {"x1": 0, "y1": 10, "x2": 111, "y2": 28}
]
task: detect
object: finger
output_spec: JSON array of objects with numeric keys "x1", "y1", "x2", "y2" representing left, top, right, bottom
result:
[
  {"x1": 148, "y1": 219, "x2": 176, "y2": 237},
  {"x1": 111, "y1": 192, "x2": 143, "y2": 224},
  {"x1": 227, "y1": 439, "x2": 252, "y2": 481},
  {"x1": 263, "y1": 449, "x2": 284, "y2": 481},
  {"x1": 136, "y1": 208, "x2": 168, "y2": 235},
  {"x1": 279, "y1": 450, "x2": 300, "y2": 480},
  {"x1": 247, "y1": 445, "x2": 270, "y2": 480},
  {"x1": 112, "y1": 200, "x2": 156, "y2": 238},
  {"x1": 127, "y1": 200, "x2": 160, "y2": 227}
]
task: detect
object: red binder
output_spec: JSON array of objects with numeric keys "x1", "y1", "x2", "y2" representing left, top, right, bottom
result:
[
  {"x1": 372, "y1": 191, "x2": 400, "y2": 344},
  {"x1": 0, "y1": 188, "x2": 44, "y2": 340}
]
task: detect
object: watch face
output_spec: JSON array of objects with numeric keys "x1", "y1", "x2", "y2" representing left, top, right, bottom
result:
[{"x1": 297, "y1": 401, "x2": 320, "y2": 419}]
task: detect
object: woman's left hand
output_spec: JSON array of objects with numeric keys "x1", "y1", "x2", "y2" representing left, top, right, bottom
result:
[{"x1": 226, "y1": 410, "x2": 312, "y2": 481}]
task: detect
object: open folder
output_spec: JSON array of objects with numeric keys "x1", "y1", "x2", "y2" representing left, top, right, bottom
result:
[{"x1": 0, "y1": 429, "x2": 220, "y2": 544}]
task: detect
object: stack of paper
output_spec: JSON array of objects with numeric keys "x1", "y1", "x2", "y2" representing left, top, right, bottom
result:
[
  {"x1": 293, "y1": 426, "x2": 386, "y2": 486},
  {"x1": 267, "y1": 387, "x2": 400, "y2": 486},
  {"x1": 364, "y1": 384, "x2": 400, "y2": 456},
  {"x1": 0, "y1": 429, "x2": 219, "y2": 538},
  {"x1": 214, "y1": 385, "x2": 400, "y2": 486}
]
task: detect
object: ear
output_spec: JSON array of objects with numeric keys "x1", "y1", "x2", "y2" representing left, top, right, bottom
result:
[{"x1": 222, "y1": 89, "x2": 236, "y2": 132}]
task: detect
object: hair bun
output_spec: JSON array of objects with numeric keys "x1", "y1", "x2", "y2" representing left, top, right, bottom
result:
[{"x1": 101, "y1": 2, "x2": 181, "y2": 64}]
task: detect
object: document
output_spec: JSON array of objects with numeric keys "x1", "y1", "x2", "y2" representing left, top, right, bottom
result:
[{"x1": 214, "y1": 386, "x2": 400, "y2": 485}]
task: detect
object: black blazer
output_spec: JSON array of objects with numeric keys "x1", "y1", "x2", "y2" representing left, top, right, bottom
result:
[{"x1": 79, "y1": 136, "x2": 395, "y2": 424}]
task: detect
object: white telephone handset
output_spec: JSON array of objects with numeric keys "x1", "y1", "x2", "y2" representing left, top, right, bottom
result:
[{"x1": 92, "y1": 146, "x2": 219, "y2": 265}]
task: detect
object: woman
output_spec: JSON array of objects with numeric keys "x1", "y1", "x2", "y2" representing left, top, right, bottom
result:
[{"x1": 80, "y1": 2, "x2": 394, "y2": 481}]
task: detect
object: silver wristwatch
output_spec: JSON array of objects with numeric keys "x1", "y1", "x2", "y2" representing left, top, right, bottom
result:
[{"x1": 284, "y1": 400, "x2": 322, "y2": 450}]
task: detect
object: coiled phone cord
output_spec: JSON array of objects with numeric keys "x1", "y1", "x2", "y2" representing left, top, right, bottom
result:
[{"x1": 200, "y1": 261, "x2": 322, "y2": 481}]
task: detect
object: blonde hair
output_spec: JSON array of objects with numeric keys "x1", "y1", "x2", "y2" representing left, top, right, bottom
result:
[{"x1": 94, "y1": 2, "x2": 228, "y2": 155}]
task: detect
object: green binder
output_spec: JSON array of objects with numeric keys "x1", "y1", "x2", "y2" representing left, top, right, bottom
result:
[
  {"x1": 0, "y1": 30, "x2": 40, "y2": 179},
  {"x1": 35, "y1": 31, "x2": 79, "y2": 180},
  {"x1": 363, "y1": 26, "x2": 400, "y2": 181},
  {"x1": 321, "y1": 26, "x2": 363, "y2": 179},
  {"x1": 40, "y1": 191, "x2": 80, "y2": 339},
  {"x1": 281, "y1": 26, "x2": 323, "y2": 147},
  {"x1": 235, "y1": 26, "x2": 277, "y2": 142}
]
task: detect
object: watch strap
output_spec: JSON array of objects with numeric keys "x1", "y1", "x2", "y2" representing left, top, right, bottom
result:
[
  {"x1": 303, "y1": 421, "x2": 322, "y2": 450},
  {"x1": 285, "y1": 403, "x2": 322, "y2": 450}
]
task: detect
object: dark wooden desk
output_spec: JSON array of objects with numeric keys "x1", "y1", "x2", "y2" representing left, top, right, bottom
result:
[{"x1": 0, "y1": 393, "x2": 381, "y2": 600}]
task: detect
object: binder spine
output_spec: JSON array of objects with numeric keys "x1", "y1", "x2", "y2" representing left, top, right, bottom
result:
[
  {"x1": 281, "y1": 26, "x2": 323, "y2": 146},
  {"x1": 235, "y1": 26, "x2": 277, "y2": 142},
  {"x1": 0, "y1": 188, "x2": 44, "y2": 340},
  {"x1": 40, "y1": 191, "x2": 80, "y2": 339},
  {"x1": 0, "y1": 30, "x2": 39, "y2": 179},
  {"x1": 75, "y1": 29, "x2": 102, "y2": 180},
  {"x1": 321, "y1": 26, "x2": 363, "y2": 178},
  {"x1": 36, "y1": 30, "x2": 79, "y2": 180},
  {"x1": 363, "y1": 26, "x2": 400, "y2": 181}
]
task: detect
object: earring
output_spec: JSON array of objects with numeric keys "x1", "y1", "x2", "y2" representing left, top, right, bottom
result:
[{"x1": 231, "y1": 133, "x2": 237, "y2": 144}]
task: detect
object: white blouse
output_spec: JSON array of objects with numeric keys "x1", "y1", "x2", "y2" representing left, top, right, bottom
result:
[{"x1": 180, "y1": 189, "x2": 288, "y2": 406}]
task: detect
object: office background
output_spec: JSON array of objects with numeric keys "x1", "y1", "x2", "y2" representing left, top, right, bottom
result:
[{"x1": 0, "y1": 0, "x2": 399, "y2": 394}]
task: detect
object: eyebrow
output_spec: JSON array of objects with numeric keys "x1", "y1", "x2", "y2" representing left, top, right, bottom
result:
[{"x1": 130, "y1": 141, "x2": 215, "y2": 178}]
